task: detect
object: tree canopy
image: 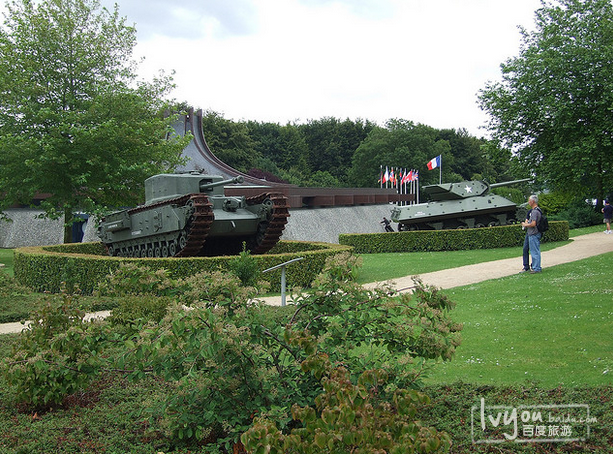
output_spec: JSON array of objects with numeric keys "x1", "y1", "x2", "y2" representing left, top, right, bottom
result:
[
  {"x1": 0, "y1": 0, "x2": 186, "y2": 232},
  {"x1": 478, "y1": 0, "x2": 613, "y2": 204}
]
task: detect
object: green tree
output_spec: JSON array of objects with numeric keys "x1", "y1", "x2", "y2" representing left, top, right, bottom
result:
[
  {"x1": 200, "y1": 109, "x2": 260, "y2": 173},
  {"x1": 478, "y1": 0, "x2": 613, "y2": 206},
  {"x1": 0, "y1": 0, "x2": 186, "y2": 241},
  {"x1": 299, "y1": 117, "x2": 374, "y2": 185},
  {"x1": 247, "y1": 120, "x2": 309, "y2": 173},
  {"x1": 348, "y1": 120, "x2": 451, "y2": 188}
]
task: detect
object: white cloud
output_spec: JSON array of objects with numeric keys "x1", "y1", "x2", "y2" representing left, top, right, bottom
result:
[{"x1": 6, "y1": 0, "x2": 543, "y2": 136}]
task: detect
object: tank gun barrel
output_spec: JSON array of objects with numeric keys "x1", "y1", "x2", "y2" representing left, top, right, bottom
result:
[
  {"x1": 199, "y1": 175, "x2": 244, "y2": 191},
  {"x1": 489, "y1": 178, "x2": 530, "y2": 189}
]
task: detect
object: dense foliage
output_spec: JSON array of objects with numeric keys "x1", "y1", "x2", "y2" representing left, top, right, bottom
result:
[
  {"x1": 478, "y1": 0, "x2": 613, "y2": 207},
  {"x1": 0, "y1": 0, "x2": 187, "y2": 238},
  {"x1": 200, "y1": 110, "x2": 521, "y2": 190},
  {"x1": 1, "y1": 255, "x2": 461, "y2": 453}
]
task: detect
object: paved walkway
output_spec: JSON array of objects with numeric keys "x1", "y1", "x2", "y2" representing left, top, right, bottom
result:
[{"x1": 2, "y1": 232, "x2": 612, "y2": 335}]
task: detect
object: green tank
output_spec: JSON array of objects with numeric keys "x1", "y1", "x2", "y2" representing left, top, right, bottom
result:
[
  {"x1": 97, "y1": 172, "x2": 289, "y2": 257},
  {"x1": 390, "y1": 179, "x2": 529, "y2": 230}
]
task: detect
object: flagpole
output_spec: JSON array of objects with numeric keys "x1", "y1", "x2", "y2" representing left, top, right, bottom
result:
[{"x1": 439, "y1": 155, "x2": 442, "y2": 184}]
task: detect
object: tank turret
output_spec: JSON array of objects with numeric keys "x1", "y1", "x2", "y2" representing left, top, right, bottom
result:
[
  {"x1": 97, "y1": 172, "x2": 289, "y2": 257},
  {"x1": 390, "y1": 178, "x2": 529, "y2": 230}
]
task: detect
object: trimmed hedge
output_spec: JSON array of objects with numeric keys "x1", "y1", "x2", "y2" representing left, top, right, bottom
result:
[
  {"x1": 339, "y1": 221, "x2": 569, "y2": 254},
  {"x1": 14, "y1": 241, "x2": 353, "y2": 294}
]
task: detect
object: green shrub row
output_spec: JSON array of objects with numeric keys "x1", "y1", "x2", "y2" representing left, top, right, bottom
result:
[
  {"x1": 339, "y1": 221, "x2": 569, "y2": 254},
  {"x1": 14, "y1": 241, "x2": 352, "y2": 294}
]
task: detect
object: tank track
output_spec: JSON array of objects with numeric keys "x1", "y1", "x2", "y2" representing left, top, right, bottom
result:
[
  {"x1": 175, "y1": 194, "x2": 214, "y2": 257},
  {"x1": 106, "y1": 193, "x2": 213, "y2": 257},
  {"x1": 245, "y1": 192, "x2": 290, "y2": 254}
]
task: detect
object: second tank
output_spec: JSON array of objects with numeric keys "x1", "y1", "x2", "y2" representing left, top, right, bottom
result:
[{"x1": 390, "y1": 179, "x2": 529, "y2": 230}]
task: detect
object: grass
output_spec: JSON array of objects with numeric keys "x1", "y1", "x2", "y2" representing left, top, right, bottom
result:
[
  {"x1": 0, "y1": 248, "x2": 14, "y2": 276},
  {"x1": 424, "y1": 252, "x2": 613, "y2": 387}
]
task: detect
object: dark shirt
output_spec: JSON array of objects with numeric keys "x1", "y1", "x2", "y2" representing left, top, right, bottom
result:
[{"x1": 528, "y1": 207, "x2": 541, "y2": 236}]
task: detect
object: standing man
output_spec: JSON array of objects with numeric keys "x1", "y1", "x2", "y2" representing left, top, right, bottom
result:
[
  {"x1": 521, "y1": 195, "x2": 542, "y2": 274},
  {"x1": 602, "y1": 199, "x2": 612, "y2": 234}
]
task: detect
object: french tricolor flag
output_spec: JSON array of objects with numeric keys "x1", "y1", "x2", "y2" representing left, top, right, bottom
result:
[{"x1": 427, "y1": 155, "x2": 441, "y2": 170}]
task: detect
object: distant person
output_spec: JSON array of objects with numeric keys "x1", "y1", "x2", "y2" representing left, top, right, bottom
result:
[
  {"x1": 381, "y1": 217, "x2": 394, "y2": 232},
  {"x1": 520, "y1": 195, "x2": 542, "y2": 274},
  {"x1": 602, "y1": 199, "x2": 612, "y2": 234}
]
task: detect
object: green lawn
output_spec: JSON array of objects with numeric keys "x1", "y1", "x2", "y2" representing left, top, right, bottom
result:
[
  {"x1": 0, "y1": 248, "x2": 14, "y2": 276},
  {"x1": 424, "y1": 252, "x2": 613, "y2": 387}
]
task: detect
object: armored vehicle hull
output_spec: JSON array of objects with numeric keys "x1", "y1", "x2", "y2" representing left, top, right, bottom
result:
[
  {"x1": 390, "y1": 179, "x2": 529, "y2": 230},
  {"x1": 97, "y1": 173, "x2": 289, "y2": 257}
]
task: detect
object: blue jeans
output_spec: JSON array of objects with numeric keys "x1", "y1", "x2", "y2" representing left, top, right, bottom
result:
[
  {"x1": 528, "y1": 233, "x2": 542, "y2": 272},
  {"x1": 523, "y1": 234, "x2": 530, "y2": 270}
]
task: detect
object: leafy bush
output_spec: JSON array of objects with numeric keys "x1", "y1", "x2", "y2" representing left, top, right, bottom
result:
[
  {"x1": 242, "y1": 353, "x2": 452, "y2": 453},
  {"x1": 550, "y1": 199, "x2": 602, "y2": 228},
  {"x1": 1, "y1": 292, "x2": 108, "y2": 407},
  {"x1": 0, "y1": 271, "x2": 30, "y2": 298},
  {"x1": 112, "y1": 259, "x2": 461, "y2": 451},
  {"x1": 228, "y1": 243, "x2": 263, "y2": 288},
  {"x1": 2, "y1": 257, "x2": 460, "y2": 452},
  {"x1": 339, "y1": 221, "x2": 569, "y2": 254},
  {"x1": 14, "y1": 241, "x2": 351, "y2": 294}
]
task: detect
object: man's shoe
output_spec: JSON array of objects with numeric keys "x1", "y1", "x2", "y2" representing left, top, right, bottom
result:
[
  {"x1": 530, "y1": 270, "x2": 542, "y2": 274},
  {"x1": 519, "y1": 269, "x2": 530, "y2": 273}
]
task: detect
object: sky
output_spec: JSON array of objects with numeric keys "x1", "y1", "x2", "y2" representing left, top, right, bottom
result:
[{"x1": 16, "y1": 0, "x2": 545, "y2": 137}]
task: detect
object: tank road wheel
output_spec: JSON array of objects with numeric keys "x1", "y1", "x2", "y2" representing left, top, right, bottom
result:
[
  {"x1": 178, "y1": 232, "x2": 188, "y2": 251},
  {"x1": 169, "y1": 241, "x2": 177, "y2": 257},
  {"x1": 147, "y1": 246, "x2": 154, "y2": 258},
  {"x1": 162, "y1": 244, "x2": 169, "y2": 258},
  {"x1": 154, "y1": 245, "x2": 162, "y2": 257},
  {"x1": 246, "y1": 221, "x2": 269, "y2": 252},
  {"x1": 475, "y1": 223, "x2": 486, "y2": 229}
]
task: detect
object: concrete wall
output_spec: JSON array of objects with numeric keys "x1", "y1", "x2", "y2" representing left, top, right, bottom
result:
[
  {"x1": 0, "y1": 209, "x2": 64, "y2": 248},
  {"x1": 4, "y1": 204, "x2": 399, "y2": 248},
  {"x1": 281, "y1": 204, "x2": 396, "y2": 244}
]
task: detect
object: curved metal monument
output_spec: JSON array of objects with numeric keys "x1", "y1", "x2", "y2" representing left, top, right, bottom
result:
[
  {"x1": 97, "y1": 172, "x2": 290, "y2": 257},
  {"x1": 390, "y1": 179, "x2": 529, "y2": 230}
]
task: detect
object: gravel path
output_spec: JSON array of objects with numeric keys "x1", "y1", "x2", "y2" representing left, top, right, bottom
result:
[{"x1": 2, "y1": 232, "x2": 611, "y2": 335}]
